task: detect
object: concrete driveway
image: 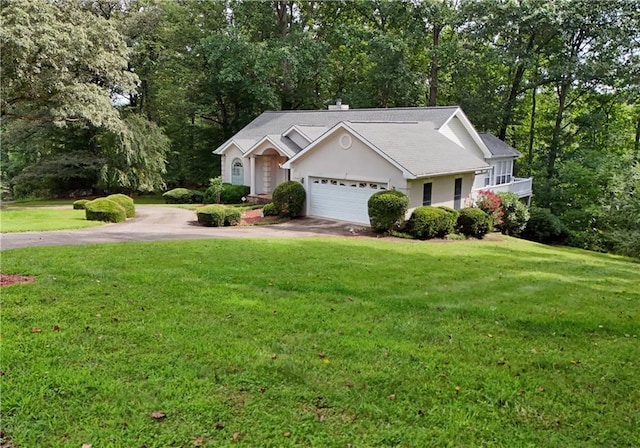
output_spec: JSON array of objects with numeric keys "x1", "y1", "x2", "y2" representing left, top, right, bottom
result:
[{"x1": 0, "y1": 206, "x2": 373, "y2": 250}]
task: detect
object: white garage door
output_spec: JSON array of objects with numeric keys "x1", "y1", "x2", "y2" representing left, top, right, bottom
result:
[{"x1": 308, "y1": 177, "x2": 388, "y2": 224}]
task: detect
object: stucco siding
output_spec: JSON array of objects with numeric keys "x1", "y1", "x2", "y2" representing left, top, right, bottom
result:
[
  {"x1": 407, "y1": 172, "x2": 476, "y2": 212},
  {"x1": 221, "y1": 146, "x2": 250, "y2": 186},
  {"x1": 439, "y1": 116, "x2": 486, "y2": 160},
  {"x1": 289, "y1": 130, "x2": 407, "y2": 192}
]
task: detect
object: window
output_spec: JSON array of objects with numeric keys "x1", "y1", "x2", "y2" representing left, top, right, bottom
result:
[
  {"x1": 231, "y1": 159, "x2": 244, "y2": 185},
  {"x1": 453, "y1": 178, "x2": 462, "y2": 210},
  {"x1": 422, "y1": 182, "x2": 432, "y2": 206},
  {"x1": 494, "y1": 160, "x2": 513, "y2": 185}
]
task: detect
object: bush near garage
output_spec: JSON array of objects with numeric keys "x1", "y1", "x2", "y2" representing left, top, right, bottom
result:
[
  {"x1": 85, "y1": 198, "x2": 126, "y2": 223},
  {"x1": 368, "y1": 190, "x2": 409, "y2": 233},
  {"x1": 223, "y1": 207, "x2": 241, "y2": 226},
  {"x1": 196, "y1": 205, "x2": 226, "y2": 227},
  {"x1": 456, "y1": 207, "x2": 492, "y2": 239},
  {"x1": 73, "y1": 199, "x2": 90, "y2": 210},
  {"x1": 272, "y1": 181, "x2": 306, "y2": 217},
  {"x1": 106, "y1": 194, "x2": 135, "y2": 218},
  {"x1": 408, "y1": 206, "x2": 455, "y2": 239}
]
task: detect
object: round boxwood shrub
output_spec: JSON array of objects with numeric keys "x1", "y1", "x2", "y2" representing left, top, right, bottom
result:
[
  {"x1": 367, "y1": 190, "x2": 409, "y2": 233},
  {"x1": 262, "y1": 202, "x2": 277, "y2": 216},
  {"x1": 196, "y1": 205, "x2": 226, "y2": 227},
  {"x1": 85, "y1": 198, "x2": 126, "y2": 223},
  {"x1": 272, "y1": 181, "x2": 306, "y2": 217},
  {"x1": 73, "y1": 199, "x2": 90, "y2": 210},
  {"x1": 163, "y1": 188, "x2": 193, "y2": 204},
  {"x1": 223, "y1": 207, "x2": 241, "y2": 226},
  {"x1": 521, "y1": 206, "x2": 567, "y2": 244},
  {"x1": 456, "y1": 207, "x2": 492, "y2": 239},
  {"x1": 106, "y1": 194, "x2": 135, "y2": 218},
  {"x1": 220, "y1": 183, "x2": 250, "y2": 204},
  {"x1": 408, "y1": 206, "x2": 455, "y2": 239}
]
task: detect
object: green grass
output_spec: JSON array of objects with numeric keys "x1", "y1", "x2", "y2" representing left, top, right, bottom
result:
[
  {"x1": 0, "y1": 208, "x2": 106, "y2": 232},
  {"x1": 1, "y1": 238, "x2": 638, "y2": 447}
]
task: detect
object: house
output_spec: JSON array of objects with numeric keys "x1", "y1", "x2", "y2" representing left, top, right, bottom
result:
[{"x1": 213, "y1": 104, "x2": 532, "y2": 225}]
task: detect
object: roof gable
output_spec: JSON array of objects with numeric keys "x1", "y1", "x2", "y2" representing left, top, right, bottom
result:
[{"x1": 478, "y1": 133, "x2": 522, "y2": 158}]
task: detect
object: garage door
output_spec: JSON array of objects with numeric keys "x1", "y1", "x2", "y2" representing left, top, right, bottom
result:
[{"x1": 308, "y1": 177, "x2": 388, "y2": 224}]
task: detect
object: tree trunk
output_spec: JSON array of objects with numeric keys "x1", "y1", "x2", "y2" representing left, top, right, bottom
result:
[
  {"x1": 634, "y1": 112, "x2": 640, "y2": 162},
  {"x1": 528, "y1": 86, "x2": 537, "y2": 177},
  {"x1": 428, "y1": 24, "x2": 441, "y2": 107},
  {"x1": 498, "y1": 63, "x2": 526, "y2": 141},
  {"x1": 547, "y1": 81, "x2": 570, "y2": 179}
]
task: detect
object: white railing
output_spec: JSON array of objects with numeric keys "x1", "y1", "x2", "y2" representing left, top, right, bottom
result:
[{"x1": 473, "y1": 177, "x2": 533, "y2": 198}]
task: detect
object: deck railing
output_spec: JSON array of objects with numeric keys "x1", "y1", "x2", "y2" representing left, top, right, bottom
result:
[{"x1": 472, "y1": 177, "x2": 533, "y2": 198}]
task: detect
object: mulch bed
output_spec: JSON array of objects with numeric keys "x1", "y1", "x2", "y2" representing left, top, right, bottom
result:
[
  {"x1": 0, "y1": 274, "x2": 35, "y2": 287},
  {"x1": 240, "y1": 208, "x2": 280, "y2": 225}
]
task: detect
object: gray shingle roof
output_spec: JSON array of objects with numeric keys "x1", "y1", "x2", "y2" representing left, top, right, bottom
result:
[
  {"x1": 215, "y1": 106, "x2": 460, "y2": 151},
  {"x1": 478, "y1": 132, "x2": 521, "y2": 157},
  {"x1": 346, "y1": 121, "x2": 489, "y2": 177}
]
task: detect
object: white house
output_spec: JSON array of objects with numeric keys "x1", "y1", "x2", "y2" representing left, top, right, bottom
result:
[{"x1": 213, "y1": 105, "x2": 532, "y2": 225}]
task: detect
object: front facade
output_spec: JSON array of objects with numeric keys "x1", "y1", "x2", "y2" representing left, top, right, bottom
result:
[{"x1": 214, "y1": 106, "x2": 532, "y2": 225}]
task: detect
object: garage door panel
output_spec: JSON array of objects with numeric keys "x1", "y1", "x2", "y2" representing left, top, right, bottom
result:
[{"x1": 309, "y1": 177, "x2": 387, "y2": 224}]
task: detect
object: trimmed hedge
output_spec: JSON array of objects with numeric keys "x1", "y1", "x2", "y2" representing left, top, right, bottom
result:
[
  {"x1": 408, "y1": 206, "x2": 455, "y2": 239},
  {"x1": 163, "y1": 188, "x2": 203, "y2": 204},
  {"x1": 196, "y1": 205, "x2": 225, "y2": 227},
  {"x1": 221, "y1": 184, "x2": 250, "y2": 204},
  {"x1": 85, "y1": 198, "x2": 126, "y2": 223},
  {"x1": 262, "y1": 203, "x2": 278, "y2": 216},
  {"x1": 456, "y1": 207, "x2": 492, "y2": 239},
  {"x1": 224, "y1": 207, "x2": 241, "y2": 226},
  {"x1": 368, "y1": 190, "x2": 409, "y2": 233},
  {"x1": 272, "y1": 181, "x2": 306, "y2": 217},
  {"x1": 73, "y1": 199, "x2": 90, "y2": 210},
  {"x1": 106, "y1": 194, "x2": 135, "y2": 218}
]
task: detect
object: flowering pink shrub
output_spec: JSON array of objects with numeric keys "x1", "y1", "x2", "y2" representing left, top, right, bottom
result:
[{"x1": 475, "y1": 190, "x2": 503, "y2": 226}]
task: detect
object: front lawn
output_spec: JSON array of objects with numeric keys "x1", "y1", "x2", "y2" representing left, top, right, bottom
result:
[
  {"x1": 1, "y1": 238, "x2": 638, "y2": 447},
  {"x1": 0, "y1": 208, "x2": 106, "y2": 233}
]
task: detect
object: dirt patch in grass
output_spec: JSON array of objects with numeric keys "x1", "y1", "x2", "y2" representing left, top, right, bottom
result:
[
  {"x1": 0, "y1": 274, "x2": 35, "y2": 287},
  {"x1": 240, "y1": 208, "x2": 281, "y2": 225}
]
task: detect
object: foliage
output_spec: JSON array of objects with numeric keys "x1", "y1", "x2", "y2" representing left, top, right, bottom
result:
[
  {"x1": 521, "y1": 206, "x2": 568, "y2": 244},
  {"x1": 223, "y1": 207, "x2": 241, "y2": 226},
  {"x1": 203, "y1": 177, "x2": 224, "y2": 204},
  {"x1": 162, "y1": 188, "x2": 193, "y2": 204},
  {"x1": 272, "y1": 181, "x2": 306, "y2": 217},
  {"x1": 456, "y1": 208, "x2": 492, "y2": 239},
  {"x1": 475, "y1": 190, "x2": 503, "y2": 227},
  {"x1": 72, "y1": 199, "x2": 90, "y2": 210},
  {"x1": 220, "y1": 183, "x2": 250, "y2": 204},
  {"x1": 189, "y1": 190, "x2": 204, "y2": 204},
  {"x1": 262, "y1": 202, "x2": 278, "y2": 216},
  {"x1": 496, "y1": 192, "x2": 530, "y2": 236},
  {"x1": 367, "y1": 190, "x2": 409, "y2": 233},
  {"x1": 105, "y1": 194, "x2": 135, "y2": 218},
  {"x1": 195, "y1": 205, "x2": 225, "y2": 227},
  {"x1": 408, "y1": 206, "x2": 455, "y2": 239},
  {"x1": 84, "y1": 197, "x2": 126, "y2": 223}
]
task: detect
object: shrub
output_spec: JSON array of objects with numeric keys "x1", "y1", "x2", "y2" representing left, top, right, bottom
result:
[
  {"x1": 272, "y1": 181, "x2": 306, "y2": 217},
  {"x1": 85, "y1": 198, "x2": 126, "y2": 223},
  {"x1": 223, "y1": 207, "x2": 241, "y2": 226},
  {"x1": 262, "y1": 202, "x2": 278, "y2": 216},
  {"x1": 456, "y1": 208, "x2": 492, "y2": 239},
  {"x1": 196, "y1": 205, "x2": 225, "y2": 227},
  {"x1": 106, "y1": 194, "x2": 135, "y2": 218},
  {"x1": 496, "y1": 192, "x2": 530, "y2": 236},
  {"x1": 475, "y1": 190, "x2": 503, "y2": 228},
  {"x1": 408, "y1": 206, "x2": 455, "y2": 239},
  {"x1": 521, "y1": 206, "x2": 568, "y2": 244},
  {"x1": 163, "y1": 188, "x2": 193, "y2": 204},
  {"x1": 203, "y1": 177, "x2": 224, "y2": 204},
  {"x1": 73, "y1": 199, "x2": 90, "y2": 210},
  {"x1": 220, "y1": 183, "x2": 250, "y2": 204},
  {"x1": 367, "y1": 190, "x2": 409, "y2": 233},
  {"x1": 190, "y1": 190, "x2": 204, "y2": 204}
]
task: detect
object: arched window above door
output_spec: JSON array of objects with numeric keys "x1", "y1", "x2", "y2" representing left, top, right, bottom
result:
[{"x1": 231, "y1": 158, "x2": 244, "y2": 185}]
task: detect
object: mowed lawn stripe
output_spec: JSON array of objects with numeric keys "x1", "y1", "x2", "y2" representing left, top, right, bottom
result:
[{"x1": 1, "y1": 237, "x2": 638, "y2": 447}]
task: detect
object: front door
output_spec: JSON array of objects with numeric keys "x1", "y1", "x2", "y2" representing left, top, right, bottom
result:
[{"x1": 231, "y1": 158, "x2": 244, "y2": 185}]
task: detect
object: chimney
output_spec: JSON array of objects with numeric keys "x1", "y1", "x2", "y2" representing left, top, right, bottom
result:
[{"x1": 328, "y1": 99, "x2": 349, "y2": 111}]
